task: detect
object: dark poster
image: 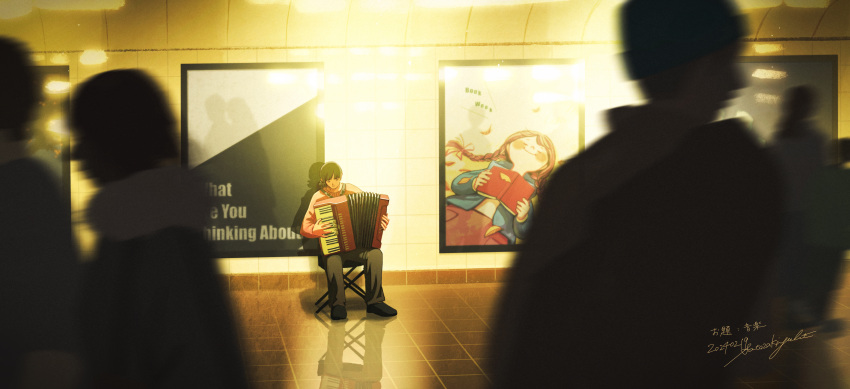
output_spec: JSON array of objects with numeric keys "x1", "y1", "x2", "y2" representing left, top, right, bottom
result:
[{"x1": 182, "y1": 63, "x2": 324, "y2": 257}]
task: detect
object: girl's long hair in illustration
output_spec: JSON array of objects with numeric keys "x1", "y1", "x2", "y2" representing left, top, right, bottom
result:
[{"x1": 447, "y1": 130, "x2": 557, "y2": 192}]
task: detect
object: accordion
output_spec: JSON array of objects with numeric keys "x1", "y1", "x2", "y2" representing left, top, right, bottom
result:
[{"x1": 314, "y1": 192, "x2": 389, "y2": 255}]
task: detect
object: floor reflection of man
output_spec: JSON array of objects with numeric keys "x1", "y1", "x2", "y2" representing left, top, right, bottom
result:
[{"x1": 318, "y1": 317, "x2": 391, "y2": 388}]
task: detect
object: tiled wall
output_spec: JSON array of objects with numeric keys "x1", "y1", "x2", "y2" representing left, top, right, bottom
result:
[
  {"x1": 8, "y1": 0, "x2": 846, "y2": 275},
  {"x1": 49, "y1": 40, "x2": 850, "y2": 275}
]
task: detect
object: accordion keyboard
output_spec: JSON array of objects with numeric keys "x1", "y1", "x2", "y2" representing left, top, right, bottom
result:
[{"x1": 316, "y1": 204, "x2": 341, "y2": 254}]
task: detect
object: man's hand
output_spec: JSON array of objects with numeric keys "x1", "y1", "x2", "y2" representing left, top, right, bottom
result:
[
  {"x1": 473, "y1": 170, "x2": 491, "y2": 191},
  {"x1": 381, "y1": 214, "x2": 390, "y2": 230},
  {"x1": 516, "y1": 198, "x2": 531, "y2": 222}
]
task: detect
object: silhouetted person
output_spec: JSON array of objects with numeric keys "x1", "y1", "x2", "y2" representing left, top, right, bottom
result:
[
  {"x1": 0, "y1": 37, "x2": 82, "y2": 389},
  {"x1": 769, "y1": 85, "x2": 826, "y2": 328},
  {"x1": 491, "y1": 1, "x2": 782, "y2": 387},
  {"x1": 70, "y1": 69, "x2": 249, "y2": 389},
  {"x1": 802, "y1": 138, "x2": 850, "y2": 334}
]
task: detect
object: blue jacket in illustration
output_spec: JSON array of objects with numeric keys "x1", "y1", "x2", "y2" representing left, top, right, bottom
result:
[{"x1": 447, "y1": 160, "x2": 536, "y2": 244}]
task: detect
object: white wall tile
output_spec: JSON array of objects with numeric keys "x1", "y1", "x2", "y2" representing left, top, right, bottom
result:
[
  {"x1": 406, "y1": 243, "x2": 437, "y2": 269},
  {"x1": 289, "y1": 257, "x2": 319, "y2": 273},
  {"x1": 376, "y1": 101, "x2": 406, "y2": 130},
  {"x1": 407, "y1": 47, "x2": 437, "y2": 73},
  {"x1": 405, "y1": 130, "x2": 437, "y2": 159},
  {"x1": 376, "y1": 130, "x2": 405, "y2": 159},
  {"x1": 198, "y1": 50, "x2": 227, "y2": 64},
  {"x1": 381, "y1": 243, "x2": 408, "y2": 271},
  {"x1": 347, "y1": 101, "x2": 377, "y2": 131},
  {"x1": 381, "y1": 215, "x2": 406, "y2": 245},
  {"x1": 437, "y1": 253, "x2": 466, "y2": 269},
  {"x1": 405, "y1": 158, "x2": 438, "y2": 186},
  {"x1": 436, "y1": 47, "x2": 465, "y2": 61},
  {"x1": 466, "y1": 253, "x2": 496, "y2": 269},
  {"x1": 465, "y1": 46, "x2": 495, "y2": 60},
  {"x1": 406, "y1": 185, "x2": 438, "y2": 215},
  {"x1": 259, "y1": 257, "x2": 289, "y2": 273},
  {"x1": 405, "y1": 100, "x2": 436, "y2": 130},
  {"x1": 494, "y1": 46, "x2": 524, "y2": 59},
  {"x1": 347, "y1": 130, "x2": 377, "y2": 160},
  {"x1": 405, "y1": 73, "x2": 437, "y2": 100},
  {"x1": 494, "y1": 252, "x2": 516, "y2": 268},
  {"x1": 167, "y1": 50, "x2": 198, "y2": 77},
  {"x1": 230, "y1": 257, "x2": 259, "y2": 273},
  {"x1": 344, "y1": 159, "x2": 377, "y2": 189},
  {"x1": 257, "y1": 49, "x2": 287, "y2": 63},
  {"x1": 376, "y1": 159, "x2": 406, "y2": 186},
  {"x1": 138, "y1": 51, "x2": 168, "y2": 78}
]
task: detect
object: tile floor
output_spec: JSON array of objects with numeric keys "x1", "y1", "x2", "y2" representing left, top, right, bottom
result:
[{"x1": 230, "y1": 273, "x2": 850, "y2": 389}]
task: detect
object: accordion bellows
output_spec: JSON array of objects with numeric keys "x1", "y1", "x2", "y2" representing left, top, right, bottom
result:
[{"x1": 314, "y1": 192, "x2": 389, "y2": 255}]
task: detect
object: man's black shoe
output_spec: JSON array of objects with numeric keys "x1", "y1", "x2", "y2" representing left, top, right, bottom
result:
[
  {"x1": 331, "y1": 305, "x2": 347, "y2": 320},
  {"x1": 366, "y1": 302, "x2": 397, "y2": 317}
]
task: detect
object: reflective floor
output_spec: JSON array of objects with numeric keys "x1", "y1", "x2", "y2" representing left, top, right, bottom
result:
[{"x1": 230, "y1": 274, "x2": 850, "y2": 389}]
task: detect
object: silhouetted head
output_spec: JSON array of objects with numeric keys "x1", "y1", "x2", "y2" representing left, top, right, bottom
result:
[
  {"x1": 318, "y1": 161, "x2": 343, "y2": 191},
  {"x1": 781, "y1": 85, "x2": 818, "y2": 121},
  {"x1": 71, "y1": 69, "x2": 178, "y2": 184},
  {"x1": 839, "y1": 138, "x2": 850, "y2": 164},
  {"x1": 0, "y1": 37, "x2": 39, "y2": 140},
  {"x1": 621, "y1": 0, "x2": 745, "y2": 121}
]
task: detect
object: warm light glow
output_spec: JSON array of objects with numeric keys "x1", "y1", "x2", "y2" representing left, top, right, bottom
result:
[
  {"x1": 246, "y1": 0, "x2": 289, "y2": 4},
  {"x1": 308, "y1": 71, "x2": 321, "y2": 90},
  {"x1": 50, "y1": 53, "x2": 68, "y2": 64},
  {"x1": 349, "y1": 47, "x2": 371, "y2": 56},
  {"x1": 362, "y1": 0, "x2": 407, "y2": 12},
  {"x1": 35, "y1": 0, "x2": 124, "y2": 10},
  {"x1": 45, "y1": 80, "x2": 71, "y2": 94},
  {"x1": 381, "y1": 102, "x2": 401, "y2": 110},
  {"x1": 442, "y1": 67, "x2": 458, "y2": 81},
  {"x1": 355, "y1": 102, "x2": 375, "y2": 112},
  {"x1": 533, "y1": 92, "x2": 569, "y2": 104},
  {"x1": 752, "y1": 69, "x2": 788, "y2": 80},
  {"x1": 754, "y1": 43, "x2": 783, "y2": 54},
  {"x1": 755, "y1": 93, "x2": 781, "y2": 105},
  {"x1": 268, "y1": 72, "x2": 296, "y2": 84},
  {"x1": 316, "y1": 103, "x2": 325, "y2": 120},
  {"x1": 376, "y1": 73, "x2": 398, "y2": 81},
  {"x1": 47, "y1": 118, "x2": 67, "y2": 135},
  {"x1": 293, "y1": 0, "x2": 345, "y2": 13},
  {"x1": 572, "y1": 62, "x2": 585, "y2": 81},
  {"x1": 407, "y1": 47, "x2": 426, "y2": 57},
  {"x1": 288, "y1": 49, "x2": 312, "y2": 58},
  {"x1": 352, "y1": 72, "x2": 375, "y2": 81},
  {"x1": 379, "y1": 47, "x2": 399, "y2": 57},
  {"x1": 79, "y1": 50, "x2": 107, "y2": 65},
  {"x1": 531, "y1": 65, "x2": 562, "y2": 81},
  {"x1": 483, "y1": 67, "x2": 511, "y2": 82},
  {"x1": 0, "y1": 0, "x2": 32, "y2": 19},
  {"x1": 405, "y1": 73, "x2": 428, "y2": 81},
  {"x1": 327, "y1": 74, "x2": 342, "y2": 84},
  {"x1": 31, "y1": 53, "x2": 45, "y2": 62}
]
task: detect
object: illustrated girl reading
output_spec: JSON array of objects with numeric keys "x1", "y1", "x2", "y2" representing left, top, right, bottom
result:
[{"x1": 445, "y1": 130, "x2": 556, "y2": 245}]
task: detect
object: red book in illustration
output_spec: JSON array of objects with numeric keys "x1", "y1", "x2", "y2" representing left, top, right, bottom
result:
[{"x1": 476, "y1": 165, "x2": 535, "y2": 215}]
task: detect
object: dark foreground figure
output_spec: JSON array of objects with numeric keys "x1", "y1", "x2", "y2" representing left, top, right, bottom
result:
[
  {"x1": 72, "y1": 70, "x2": 250, "y2": 388},
  {"x1": 491, "y1": 1, "x2": 783, "y2": 387}
]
